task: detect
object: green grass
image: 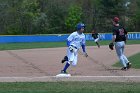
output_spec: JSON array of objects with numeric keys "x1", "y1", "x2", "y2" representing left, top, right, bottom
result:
[
  {"x1": 113, "y1": 52, "x2": 140, "y2": 69},
  {"x1": 0, "y1": 40, "x2": 139, "y2": 50},
  {"x1": 0, "y1": 42, "x2": 66, "y2": 50},
  {"x1": 0, "y1": 82, "x2": 140, "y2": 93}
]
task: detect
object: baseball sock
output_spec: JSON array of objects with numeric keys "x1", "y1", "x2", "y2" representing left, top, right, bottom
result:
[
  {"x1": 63, "y1": 62, "x2": 70, "y2": 72},
  {"x1": 96, "y1": 42, "x2": 100, "y2": 48}
]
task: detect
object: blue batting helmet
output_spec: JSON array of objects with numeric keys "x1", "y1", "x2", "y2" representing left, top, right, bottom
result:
[{"x1": 77, "y1": 23, "x2": 85, "y2": 30}]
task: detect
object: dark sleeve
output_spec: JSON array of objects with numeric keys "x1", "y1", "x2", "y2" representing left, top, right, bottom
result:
[
  {"x1": 124, "y1": 28, "x2": 128, "y2": 41},
  {"x1": 96, "y1": 33, "x2": 99, "y2": 38},
  {"x1": 112, "y1": 29, "x2": 116, "y2": 35},
  {"x1": 123, "y1": 28, "x2": 127, "y2": 35}
]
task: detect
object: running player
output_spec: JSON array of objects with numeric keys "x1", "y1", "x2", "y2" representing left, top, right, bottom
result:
[
  {"x1": 91, "y1": 29, "x2": 100, "y2": 48},
  {"x1": 61, "y1": 23, "x2": 88, "y2": 74}
]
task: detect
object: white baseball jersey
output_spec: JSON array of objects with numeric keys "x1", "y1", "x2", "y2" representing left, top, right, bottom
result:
[
  {"x1": 67, "y1": 31, "x2": 86, "y2": 66},
  {"x1": 67, "y1": 31, "x2": 86, "y2": 49}
]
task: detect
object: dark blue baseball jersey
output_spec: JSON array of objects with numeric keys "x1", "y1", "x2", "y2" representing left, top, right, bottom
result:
[
  {"x1": 112, "y1": 25, "x2": 127, "y2": 42},
  {"x1": 92, "y1": 32, "x2": 99, "y2": 39}
]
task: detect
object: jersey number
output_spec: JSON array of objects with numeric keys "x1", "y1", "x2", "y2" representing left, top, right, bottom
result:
[{"x1": 119, "y1": 29, "x2": 124, "y2": 35}]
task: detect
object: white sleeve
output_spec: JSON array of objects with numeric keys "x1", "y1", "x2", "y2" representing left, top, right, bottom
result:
[{"x1": 67, "y1": 32, "x2": 75, "y2": 41}]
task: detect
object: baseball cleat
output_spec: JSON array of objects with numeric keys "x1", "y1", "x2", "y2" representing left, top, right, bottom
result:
[
  {"x1": 127, "y1": 62, "x2": 132, "y2": 69},
  {"x1": 61, "y1": 59, "x2": 66, "y2": 63},
  {"x1": 121, "y1": 67, "x2": 128, "y2": 71},
  {"x1": 61, "y1": 70, "x2": 68, "y2": 74},
  {"x1": 61, "y1": 56, "x2": 68, "y2": 63}
]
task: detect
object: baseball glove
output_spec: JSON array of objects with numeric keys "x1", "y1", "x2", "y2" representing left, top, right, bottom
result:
[
  {"x1": 69, "y1": 45, "x2": 74, "y2": 52},
  {"x1": 109, "y1": 42, "x2": 114, "y2": 50}
]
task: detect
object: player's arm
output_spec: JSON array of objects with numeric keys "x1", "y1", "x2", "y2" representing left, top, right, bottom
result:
[
  {"x1": 112, "y1": 35, "x2": 116, "y2": 43},
  {"x1": 124, "y1": 28, "x2": 128, "y2": 42},
  {"x1": 67, "y1": 40, "x2": 71, "y2": 47},
  {"x1": 81, "y1": 44, "x2": 86, "y2": 52},
  {"x1": 111, "y1": 29, "x2": 116, "y2": 43},
  {"x1": 109, "y1": 29, "x2": 116, "y2": 50},
  {"x1": 67, "y1": 33, "x2": 74, "y2": 47},
  {"x1": 81, "y1": 35, "x2": 86, "y2": 52},
  {"x1": 97, "y1": 33, "x2": 100, "y2": 38},
  {"x1": 81, "y1": 36, "x2": 88, "y2": 57},
  {"x1": 91, "y1": 33, "x2": 93, "y2": 38},
  {"x1": 81, "y1": 44, "x2": 88, "y2": 57}
]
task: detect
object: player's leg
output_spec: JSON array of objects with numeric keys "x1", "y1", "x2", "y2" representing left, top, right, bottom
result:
[
  {"x1": 95, "y1": 38, "x2": 100, "y2": 48},
  {"x1": 122, "y1": 42, "x2": 131, "y2": 68},
  {"x1": 121, "y1": 42, "x2": 129, "y2": 63},
  {"x1": 61, "y1": 49, "x2": 74, "y2": 73},
  {"x1": 61, "y1": 62, "x2": 70, "y2": 73},
  {"x1": 96, "y1": 42, "x2": 100, "y2": 48},
  {"x1": 122, "y1": 54, "x2": 131, "y2": 68},
  {"x1": 61, "y1": 56, "x2": 68, "y2": 63},
  {"x1": 71, "y1": 53, "x2": 78, "y2": 66},
  {"x1": 122, "y1": 55, "x2": 129, "y2": 64},
  {"x1": 115, "y1": 42, "x2": 127, "y2": 70},
  {"x1": 61, "y1": 48, "x2": 69, "y2": 63}
]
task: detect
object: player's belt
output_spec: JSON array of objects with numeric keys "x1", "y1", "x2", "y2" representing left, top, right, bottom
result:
[
  {"x1": 70, "y1": 45, "x2": 77, "y2": 49},
  {"x1": 115, "y1": 40, "x2": 124, "y2": 42}
]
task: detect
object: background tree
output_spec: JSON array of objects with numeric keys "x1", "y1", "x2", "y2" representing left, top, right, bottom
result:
[
  {"x1": 65, "y1": 5, "x2": 83, "y2": 33},
  {"x1": 0, "y1": 0, "x2": 139, "y2": 34},
  {"x1": 95, "y1": 0, "x2": 126, "y2": 32},
  {"x1": 129, "y1": 0, "x2": 140, "y2": 32}
]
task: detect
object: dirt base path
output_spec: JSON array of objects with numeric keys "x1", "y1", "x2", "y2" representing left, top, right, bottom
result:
[{"x1": 0, "y1": 44, "x2": 140, "y2": 82}]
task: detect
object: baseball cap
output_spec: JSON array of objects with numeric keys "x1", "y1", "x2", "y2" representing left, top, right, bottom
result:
[{"x1": 113, "y1": 17, "x2": 119, "y2": 22}]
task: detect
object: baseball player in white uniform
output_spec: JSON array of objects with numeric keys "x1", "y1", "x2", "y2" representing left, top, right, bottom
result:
[{"x1": 61, "y1": 23, "x2": 88, "y2": 74}]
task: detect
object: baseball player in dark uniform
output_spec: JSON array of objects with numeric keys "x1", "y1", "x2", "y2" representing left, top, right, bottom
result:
[
  {"x1": 110, "y1": 17, "x2": 131, "y2": 70},
  {"x1": 91, "y1": 29, "x2": 100, "y2": 48}
]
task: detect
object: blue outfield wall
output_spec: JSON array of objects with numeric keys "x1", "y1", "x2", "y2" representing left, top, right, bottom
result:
[
  {"x1": 86, "y1": 32, "x2": 140, "y2": 41},
  {"x1": 0, "y1": 35, "x2": 69, "y2": 43},
  {"x1": 0, "y1": 33, "x2": 140, "y2": 43}
]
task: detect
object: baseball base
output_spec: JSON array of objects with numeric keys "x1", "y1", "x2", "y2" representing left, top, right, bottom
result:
[{"x1": 56, "y1": 73, "x2": 71, "y2": 77}]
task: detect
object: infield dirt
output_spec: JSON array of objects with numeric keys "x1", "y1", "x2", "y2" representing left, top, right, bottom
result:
[{"x1": 0, "y1": 44, "x2": 140, "y2": 82}]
